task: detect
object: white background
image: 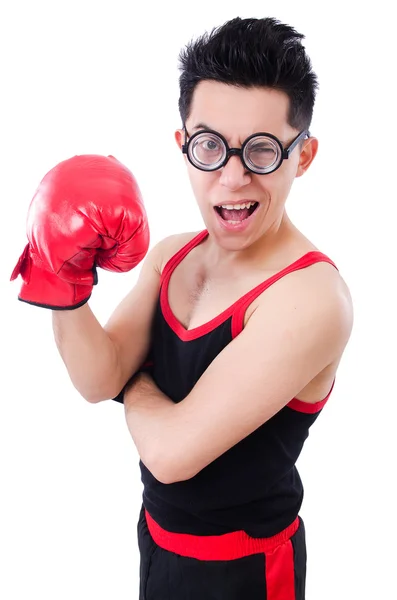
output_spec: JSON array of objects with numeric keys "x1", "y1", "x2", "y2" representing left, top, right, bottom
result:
[{"x1": 1, "y1": 1, "x2": 395, "y2": 599}]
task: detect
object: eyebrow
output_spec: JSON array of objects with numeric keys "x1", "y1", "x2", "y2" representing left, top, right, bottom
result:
[
  {"x1": 192, "y1": 122, "x2": 213, "y2": 131},
  {"x1": 191, "y1": 123, "x2": 288, "y2": 146}
]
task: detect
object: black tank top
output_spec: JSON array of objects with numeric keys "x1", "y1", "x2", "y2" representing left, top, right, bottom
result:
[{"x1": 139, "y1": 230, "x2": 338, "y2": 538}]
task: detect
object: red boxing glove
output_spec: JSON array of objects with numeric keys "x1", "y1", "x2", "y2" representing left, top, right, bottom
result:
[{"x1": 11, "y1": 154, "x2": 150, "y2": 309}]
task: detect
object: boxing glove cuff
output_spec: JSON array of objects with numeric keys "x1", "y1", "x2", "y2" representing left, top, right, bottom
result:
[{"x1": 11, "y1": 244, "x2": 95, "y2": 310}]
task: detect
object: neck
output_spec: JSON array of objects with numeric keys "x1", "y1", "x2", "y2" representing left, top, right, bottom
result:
[{"x1": 204, "y1": 212, "x2": 297, "y2": 269}]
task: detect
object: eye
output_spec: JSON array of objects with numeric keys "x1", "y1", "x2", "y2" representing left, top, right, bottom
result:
[
  {"x1": 192, "y1": 135, "x2": 225, "y2": 162},
  {"x1": 245, "y1": 139, "x2": 279, "y2": 170},
  {"x1": 250, "y1": 144, "x2": 275, "y2": 154},
  {"x1": 190, "y1": 132, "x2": 226, "y2": 167},
  {"x1": 201, "y1": 139, "x2": 221, "y2": 152}
]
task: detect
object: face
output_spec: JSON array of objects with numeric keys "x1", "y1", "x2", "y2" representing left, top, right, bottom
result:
[{"x1": 175, "y1": 81, "x2": 318, "y2": 253}]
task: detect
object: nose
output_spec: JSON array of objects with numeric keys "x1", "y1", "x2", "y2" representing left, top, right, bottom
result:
[{"x1": 218, "y1": 154, "x2": 251, "y2": 191}]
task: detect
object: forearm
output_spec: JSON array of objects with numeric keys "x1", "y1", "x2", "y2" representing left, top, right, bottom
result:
[
  {"x1": 52, "y1": 303, "x2": 121, "y2": 403},
  {"x1": 124, "y1": 375, "x2": 176, "y2": 480}
]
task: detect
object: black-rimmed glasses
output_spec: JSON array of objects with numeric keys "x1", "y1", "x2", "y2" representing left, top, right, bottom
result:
[{"x1": 182, "y1": 127, "x2": 310, "y2": 175}]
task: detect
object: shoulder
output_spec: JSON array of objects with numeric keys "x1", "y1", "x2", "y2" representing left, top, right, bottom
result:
[
  {"x1": 153, "y1": 230, "x2": 204, "y2": 275},
  {"x1": 252, "y1": 255, "x2": 354, "y2": 362},
  {"x1": 295, "y1": 252, "x2": 353, "y2": 321}
]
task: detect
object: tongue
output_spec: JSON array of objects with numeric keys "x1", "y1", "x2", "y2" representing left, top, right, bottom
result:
[{"x1": 220, "y1": 208, "x2": 250, "y2": 221}]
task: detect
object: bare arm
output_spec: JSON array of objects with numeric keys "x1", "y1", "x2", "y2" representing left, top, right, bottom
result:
[
  {"x1": 52, "y1": 241, "x2": 164, "y2": 403},
  {"x1": 52, "y1": 304, "x2": 120, "y2": 403}
]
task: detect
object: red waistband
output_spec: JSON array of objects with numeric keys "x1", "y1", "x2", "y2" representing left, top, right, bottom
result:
[{"x1": 145, "y1": 509, "x2": 300, "y2": 561}]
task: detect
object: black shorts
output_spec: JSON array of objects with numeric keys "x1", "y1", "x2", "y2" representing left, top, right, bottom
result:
[{"x1": 137, "y1": 504, "x2": 307, "y2": 600}]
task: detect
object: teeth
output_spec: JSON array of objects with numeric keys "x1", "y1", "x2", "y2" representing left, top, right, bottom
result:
[{"x1": 220, "y1": 201, "x2": 256, "y2": 210}]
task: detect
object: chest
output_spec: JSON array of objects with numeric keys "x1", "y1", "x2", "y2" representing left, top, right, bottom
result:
[{"x1": 166, "y1": 258, "x2": 270, "y2": 331}]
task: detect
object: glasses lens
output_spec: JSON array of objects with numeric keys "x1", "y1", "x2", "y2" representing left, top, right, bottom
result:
[
  {"x1": 244, "y1": 136, "x2": 282, "y2": 173},
  {"x1": 189, "y1": 133, "x2": 226, "y2": 170}
]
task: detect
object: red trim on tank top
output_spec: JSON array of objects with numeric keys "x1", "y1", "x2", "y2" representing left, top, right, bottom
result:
[
  {"x1": 287, "y1": 377, "x2": 335, "y2": 413},
  {"x1": 160, "y1": 230, "x2": 208, "y2": 287},
  {"x1": 160, "y1": 230, "x2": 236, "y2": 341}
]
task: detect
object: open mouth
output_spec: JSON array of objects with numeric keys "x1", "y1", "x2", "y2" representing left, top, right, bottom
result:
[{"x1": 214, "y1": 201, "x2": 259, "y2": 222}]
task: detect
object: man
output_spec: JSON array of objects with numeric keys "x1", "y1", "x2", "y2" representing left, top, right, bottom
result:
[{"x1": 12, "y1": 16, "x2": 353, "y2": 600}]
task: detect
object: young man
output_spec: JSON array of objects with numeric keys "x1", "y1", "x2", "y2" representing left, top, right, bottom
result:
[{"x1": 12, "y1": 16, "x2": 353, "y2": 600}]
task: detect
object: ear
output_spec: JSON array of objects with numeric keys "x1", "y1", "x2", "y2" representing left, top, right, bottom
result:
[
  {"x1": 175, "y1": 129, "x2": 184, "y2": 150},
  {"x1": 295, "y1": 137, "x2": 319, "y2": 178}
]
